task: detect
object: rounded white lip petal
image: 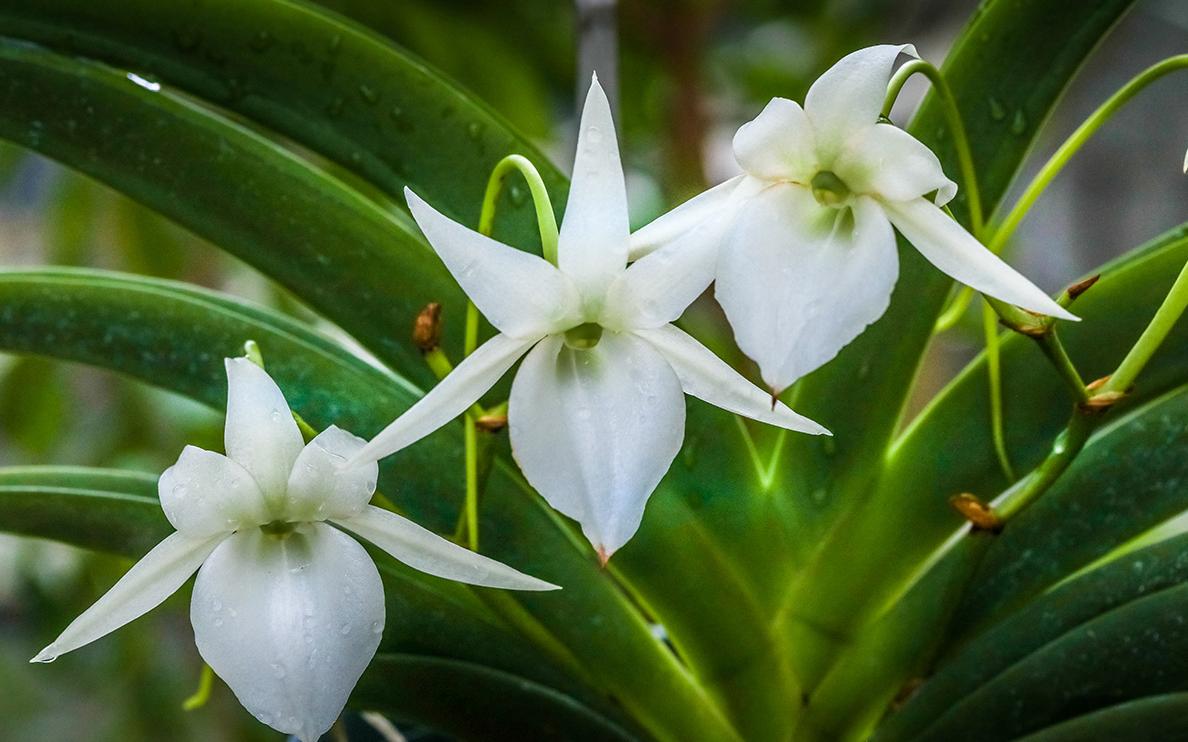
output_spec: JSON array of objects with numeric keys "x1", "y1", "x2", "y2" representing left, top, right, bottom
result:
[
  {"x1": 285, "y1": 426, "x2": 378, "y2": 522},
  {"x1": 405, "y1": 188, "x2": 583, "y2": 339},
  {"x1": 347, "y1": 333, "x2": 539, "y2": 467},
  {"x1": 733, "y1": 97, "x2": 819, "y2": 182},
  {"x1": 334, "y1": 505, "x2": 559, "y2": 591},
  {"x1": 883, "y1": 197, "x2": 1079, "y2": 321},
  {"x1": 223, "y1": 357, "x2": 305, "y2": 506},
  {"x1": 557, "y1": 74, "x2": 631, "y2": 303},
  {"x1": 508, "y1": 333, "x2": 686, "y2": 560},
  {"x1": 31, "y1": 531, "x2": 224, "y2": 663},
  {"x1": 628, "y1": 175, "x2": 747, "y2": 262},
  {"x1": 834, "y1": 122, "x2": 957, "y2": 206},
  {"x1": 716, "y1": 185, "x2": 899, "y2": 393},
  {"x1": 805, "y1": 43, "x2": 918, "y2": 161},
  {"x1": 635, "y1": 324, "x2": 829, "y2": 436},
  {"x1": 159, "y1": 445, "x2": 271, "y2": 537},
  {"x1": 191, "y1": 524, "x2": 385, "y2": 742}
]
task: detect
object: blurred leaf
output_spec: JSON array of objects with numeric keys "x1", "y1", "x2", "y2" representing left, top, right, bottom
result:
[{"x1": 0, "y1": 357, "x2": 67, "y2": 457}]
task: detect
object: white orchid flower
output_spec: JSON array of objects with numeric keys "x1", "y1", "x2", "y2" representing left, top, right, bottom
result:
[
  {"x1": 348, "y1": 76, "x2": 828, "y2": 562},
  {"x1": 32, "y1": 357, "x2": 556, "y2": 742},
  {"x1": 631, "y1": 44, "x2": 1078, "y2": 395}
]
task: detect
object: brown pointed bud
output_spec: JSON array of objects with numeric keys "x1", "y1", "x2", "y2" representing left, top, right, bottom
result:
[
  {"x1": 892, "y1": 678, "x2": 925, "y2": 710},
  {"x1": 1080, "y1": 376, "x2": 1127, "y2": 412},
  {"x1": 413, "y1": 303, "x2": 442, "y2": 352},
  {"x1": 475, "y1": 412, "x2": 508, "y2": 432},
  {"x1": 949, "y1": 493, "x2": 1003, "y2": 533},
  {"x1": 1064, "y1": 274, "x2": 1100, "y2": 303}
]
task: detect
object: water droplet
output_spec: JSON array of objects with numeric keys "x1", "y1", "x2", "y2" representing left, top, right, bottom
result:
[
  {"x1": 1010, "y1": 109, "x2": 1027, "y2": 135},
  {"x1": 987, "y1": 97, "x2": 1006, "y2": 121},
  {"x1": 270, "y1": 662, "x2": 286, "y2": 678},
  {"x1": 211, "y1": 599, "x2": 223, "y2": 612},
  {"x1": 811, "y1": 487, "x2": 828, "y2": 504},
  {"x1": 172, "y1": 484, "x2": 188, "y2": 498},
  {"x1": 213, "y1": 617, "x2": 224, "y2": 628},
  {"x1": 249, "y1": 31, "x2": 273, "y2": 52},
  {"x1": 358, "y1": 84, "x2": 379, "y2": 105},
  {"x1": 466, "y1": 121, "x2": 484, "y2": 140},
  {"x1": 587, "y1": 125, "x2": 603, "y2": 144},
  {"x1": 508, "y1": 184, "x2": 527, "y2": 206},
  {"x1": 340, "y1": 624, "x2": 352, "y2": 635},
  {"x1": 371, "y1": 621, "x2": 383, "y2": 634}
]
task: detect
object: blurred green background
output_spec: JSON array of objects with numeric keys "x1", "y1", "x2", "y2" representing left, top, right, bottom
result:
[{"x1": 0, "y1": 1, "x2": 1185, "y2": 739}]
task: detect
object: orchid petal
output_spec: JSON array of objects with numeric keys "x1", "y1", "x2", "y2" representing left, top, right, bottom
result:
[
  {"x1": 805, "y1": 44, "x2": 917, "y2": 160},
  {"x1": 557, "y1": 75, "x2": 630, "y2": 300},
  {"x1": 405, "y1": 189, "x2": 581, "y2": 338},
  {"x1": 508, "y1": 333, "x2": 685, "y2": 560},
  {"x1": 223, "y1": 358, "x2": 304, "y2": 504},
  {"x1": 31, "y1": 532, "x2": 223, "y2": 663},
  {"x1": 286, "y1": 426, "x2": 378, "y2": 522},
  {"x1": 628, "y1": 175, "x2": 746, "y2": 261},
  {"x1": 602, "y1": 210, "x2": 728, "y2": 330},
  {"x1": 883, "y1": 197, "x2": 1078, "y2": 320},
  {"x1": 635, "y1": 324, "x2": 829, "y2": 435},
  {"x1": 334, "y1": 505, "x2": 558, "y2": 590},
  {"x1": 716, "y1": 185, "x2": 900, "y2": 392},
  {"x1": 835, "y1": 123, "x2": 957, "y2": 205},
  {"x1": 159, "y1": 446, "x2": 271, "y2": 537},
  {"x1": 733, "y1": 98, "x2": 818, "y2": 181},
  {"x1": 191, "y1": 524, "x2": 384, "y2": 742},
  {"x1": 349, "y1": 334, "x2": 538, "y2": 466}
]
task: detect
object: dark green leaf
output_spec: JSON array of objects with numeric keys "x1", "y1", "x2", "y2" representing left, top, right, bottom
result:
[{"x1": 875, "y1": 533, "x2": 1188, "y2": 741}]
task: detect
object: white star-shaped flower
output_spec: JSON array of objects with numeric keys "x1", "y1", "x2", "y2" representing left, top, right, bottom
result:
[
  {"x1": 32, "y1": 357, "x2": 555, "y2": 742},
  {"x1": 349, "y1": 76, "x2": 828, "y2": 562},
  {"x1": 631, "y1": 44, "x2": 1077, "y2": 395}
]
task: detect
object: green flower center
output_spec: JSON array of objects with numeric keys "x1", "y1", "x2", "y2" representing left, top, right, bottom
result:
[
  {"x1": 810, "y1": 170, "x2": 851, "y2": 207},
  {"x1": 563, "y1": 322, "x2": 603, "y2": 350},
  {"x1": 260, "y1": 520, "x2": 296, "y2": 537}
]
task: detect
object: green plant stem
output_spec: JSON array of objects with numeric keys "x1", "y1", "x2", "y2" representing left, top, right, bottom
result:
[
  {"x1": 182, "y1": 663, "x2": 214, "y2": 711},
  {"x1": 1104, "y1": 257, "x2": 1188, "y2": 395},
  {"x1": 996, "y1": 258, "x2": 1188, "y2": 520},
  {"x1": 478, "y1": 154, "x2": 559, "y2": 264},
  {"x1": 987, "y1": 55, "x2": 1188, "y2": 257},
  {"x1": 884, "y1": 59, "x2": 984, "y2": 239},
  {"x1": 452, "y1": 154, "x2": 558, "y2": 550},
  {"x1": 982, "y1": 301, "x2": 1014, "y2": 481},
  {"x1": 1035, "y1": 330, "x2": 1089, "y2": 403}
]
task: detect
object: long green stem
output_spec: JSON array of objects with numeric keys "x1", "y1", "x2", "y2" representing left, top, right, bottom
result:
[
  {"x1": 478, "y1": 154, "x2": 560, "y2": 264},
  {"x1": 1035, "y1": 331, "x2": 1089, "y2": 403},
  {"x1": 935, "y1": 56, "x2": 1188, "y2": 333},
  {"x1": 454, "y1": 155, "x2": 558, "y2": 549},
  {"x1": 1104, "y1": 257, "x2": 1188, "y2": 395},
  {"x1": 883, "y1": 59, "x2": 984, "y2": 237},
  {"x1": 987, "y1": 55, "x2": 1188, "y2": 257},
  {"x1": 981, "y1": 301, "x2": 1014, "y2": 481},
  {"x1": 995, "y1": 258, "x2": 1188, "y2": 521}
]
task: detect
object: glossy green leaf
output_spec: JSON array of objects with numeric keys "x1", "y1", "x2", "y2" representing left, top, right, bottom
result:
[
  {"x1": 875, "y1": 533, "x2": 1188, "y2": 741},
  {"x1": 0, "y1": 38, "x2": 461, "y2": 381},
  {"x1": 0, "y1": 269, "x2": 741, "y2": 742},
  {"x1": 0, "y1": 0, "x2": 564, "y2": 249},
  {"x1": 1014, "y1": 694, "x2": 1188, "y2": 742},
  {"x1": 356, "y1": 654, "x2": 638, "y2": 742}
]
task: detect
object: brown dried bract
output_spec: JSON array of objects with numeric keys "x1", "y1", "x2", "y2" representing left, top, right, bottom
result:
[
  {"x1": 413, "y1": 302, "x2": 443, "y2": 351},
  {"x1": 949, "y1": 493, "x2": 1003, "y2": 533}
]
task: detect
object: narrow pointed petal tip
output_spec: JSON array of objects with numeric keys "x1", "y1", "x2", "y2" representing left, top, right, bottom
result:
[
  {"x1": 596, "y1": 545, "x2": 611, "y2": 568},
  {"x1": 29, "y1": 645, "x2": 58, "y2": 663}
]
